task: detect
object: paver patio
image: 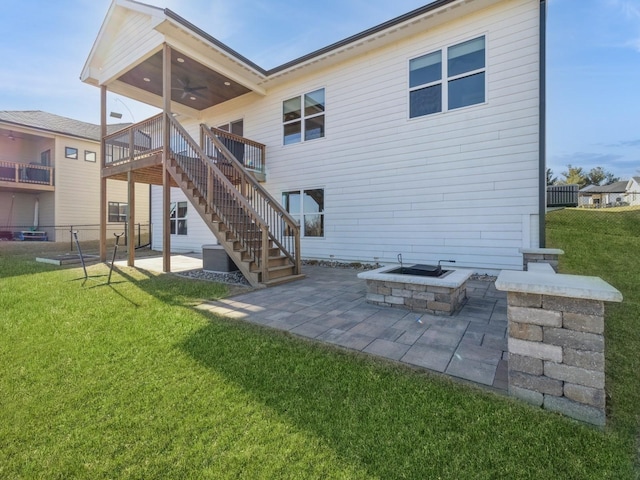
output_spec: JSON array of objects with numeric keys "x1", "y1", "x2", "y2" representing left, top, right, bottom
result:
[{"x1": 197, "y1": 265, "x2": 509, "y2": 390}]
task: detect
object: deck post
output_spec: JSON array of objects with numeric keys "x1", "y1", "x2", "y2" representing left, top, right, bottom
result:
[
  {"x1": 162, "y1": 43, "x2": 172, "y2": 272},
  {"x1": 127, "y1": 171, "x2": 135, "y2": 267},
  {"x1": 99, "y1": 85, "x2": 107, "y2": 262}
]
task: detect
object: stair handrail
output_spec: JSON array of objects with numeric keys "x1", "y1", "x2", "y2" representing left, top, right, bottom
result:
[
  {"x1": 200, "y1": 125, "x2": 300, "y2": 231},
  {"x1": 167, "y1": 115, "x2": 273, "y2": 271},
  {"x1": 200, "y1": 124, "x2": 301, "y2": 269}
]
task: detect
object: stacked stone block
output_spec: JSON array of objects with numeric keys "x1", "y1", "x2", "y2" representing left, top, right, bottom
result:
[
  {"x1": 507, "y1": 291, "x2": 606, "y2": 426},
  {"x1": 520, "y1": 248, "x2": 564, "y2": 272},
  {"x1": 365, "y1": 279, "x2": 466, "y2": 315}
]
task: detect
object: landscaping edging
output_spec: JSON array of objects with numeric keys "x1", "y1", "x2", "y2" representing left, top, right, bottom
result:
[{"x1": 495, "y1": 267, "x2": 622, "y2": 426}]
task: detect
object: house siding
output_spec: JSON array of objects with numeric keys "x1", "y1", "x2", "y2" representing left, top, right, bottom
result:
[
  {"x1": 150, "y1": 186, "x2": 216, "y2": 253},
  {"x1": 101, "y1": 11, "x2": 163, "y2": 83},
  {"x1": 53, "y1": 136, "x2": 150, "y2": 242},
  {"x1": 150, "y1": 0, "x2": 541, "y2": 272}
]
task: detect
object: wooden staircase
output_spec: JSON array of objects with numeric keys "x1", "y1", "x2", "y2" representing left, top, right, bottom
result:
[{"x1": 165, "y1": 116, "x2": 303, "y2": 288}]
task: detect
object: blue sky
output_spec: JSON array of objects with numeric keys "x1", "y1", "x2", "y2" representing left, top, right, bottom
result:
[{"x1": 0, "y1": 0, "x2": 638, "y2": 180}]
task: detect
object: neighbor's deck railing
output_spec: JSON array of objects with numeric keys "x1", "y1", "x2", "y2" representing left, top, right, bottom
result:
[{"x1": 0, "y1": 160, "x2": 53, "y2": 186}]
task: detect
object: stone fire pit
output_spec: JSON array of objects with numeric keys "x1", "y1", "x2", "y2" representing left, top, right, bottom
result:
[{"x1": 357, "y1": 265, "x2": 474, "y2": 315}]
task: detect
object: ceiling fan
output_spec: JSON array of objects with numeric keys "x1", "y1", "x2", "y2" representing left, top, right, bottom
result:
[
  {"x1": 172, "y1": 77, "x2": 207, "y2": 100},
  {"x1": 1, "y1": 130, "x2": 20, "y2": 141}
]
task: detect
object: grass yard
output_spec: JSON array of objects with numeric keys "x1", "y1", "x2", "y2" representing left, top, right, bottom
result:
[
  {"x1": 0, "y1": 227, "x2": 638, "y2": 478},
  {"x1": 546, "y1": 208, "x2": 640, "y2": 453}
]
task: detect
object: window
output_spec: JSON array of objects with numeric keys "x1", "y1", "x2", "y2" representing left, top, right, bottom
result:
[
  {"x1": 84, "y1": 150, "x2": 96, "y2": 162},
  {"x1": 283, "y1": 89, "x2": 325, "y2": 145},
  {"x1": 218, "y1": 119, "x2": 243, "y2": 136},
  {"x1": 170, "y1": 201, "x2": 188, "y2": 235},
  {"x1": 65, "y1": 147, "x2": 78, "y2": 159},
  {"x1": 282, "y1": 189, "x2": 324, "y2": 237},
  {"x1": 410, "y1": 36, "x2": 485, "y2": 118},
  {"x1": 108, "y1": 202, "x2": 128, "y2": 223}
]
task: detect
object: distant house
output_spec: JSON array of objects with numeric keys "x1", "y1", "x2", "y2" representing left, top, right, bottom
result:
[
  {"x1": 578, "y1": 181, "x2": 629, "y2": 208},
  {"x1": 625, "y1": 177, "x2": 640, "y2": 206},
  {"x1": 0, "y1": 111, "x2": 149, "y2": 242},
  {"x1": 81, "y1": 0, "x2": 548, "y2": 285}
]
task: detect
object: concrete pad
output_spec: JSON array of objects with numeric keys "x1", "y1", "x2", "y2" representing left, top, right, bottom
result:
[{"x1": 114, "y1": 254, "x2": 202, "y2": 273}]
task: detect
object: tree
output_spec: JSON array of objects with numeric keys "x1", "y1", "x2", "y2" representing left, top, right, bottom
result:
[
  {"x1": 546, "y1": 168, "x2": 557, "y2": 186},
  {"x1": 603, "y1": 171, "x2": 620, "y2": 185},
  {"x1": 560, "y1": 164, "x2": 587, "y2": 188},
  {"x1": 586, "y1": 166, "x2": 607, "y2": 186},
  {"x1": 585, "y1": 166, "x2": 619, "y2": 186}
]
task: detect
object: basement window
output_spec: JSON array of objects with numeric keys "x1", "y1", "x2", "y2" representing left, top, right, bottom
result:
[
  {"x1": 170, "y1": 201, "x2": 188, "y2": 235},
  {"x1": 282, "y1": 188, "x2": 324, "y2": 237}
]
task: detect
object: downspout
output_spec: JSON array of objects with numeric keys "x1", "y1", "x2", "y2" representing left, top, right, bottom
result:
[{"x1": 538, "y1": 0, "x2": 547, "y2": 247}]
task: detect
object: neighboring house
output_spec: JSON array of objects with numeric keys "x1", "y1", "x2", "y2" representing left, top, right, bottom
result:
[
  {"x1": 81, "y1": 0, "x2": 548, "y2": 285},
  {"x1": 578, "y1": 181, "x2": 629, "y2": 208},
  {"x1": 0, "y1": 111, "x2": 150, "y2": 242},
  {"x1": 625, "y1": 177, "x2": 640, "y2": 206}
]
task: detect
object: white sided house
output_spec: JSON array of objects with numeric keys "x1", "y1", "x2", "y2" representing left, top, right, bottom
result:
[
  {"x1": 0, "y1": 111, "x2": 150, "y2": 243},
  {"x1": 82, "y1": 0, "x2": 548, "y2": 286}
]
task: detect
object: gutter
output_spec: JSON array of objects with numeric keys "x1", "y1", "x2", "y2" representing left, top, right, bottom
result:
[{"x1": 539, "y1": 0, "x2": 547, "y2": 248}]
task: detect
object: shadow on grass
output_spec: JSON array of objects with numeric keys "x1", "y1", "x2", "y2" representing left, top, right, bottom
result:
[{"x1": 176, "y1": 315, "x2": 631, "y2": 479}]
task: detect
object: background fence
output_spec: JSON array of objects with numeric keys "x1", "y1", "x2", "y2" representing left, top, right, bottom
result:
[
  {"x1": 0, "y1": 223, "x2": 152, "y2": 250},
  {"x1": 546, "y1": 205, "x2": 640, "y2": 238}
]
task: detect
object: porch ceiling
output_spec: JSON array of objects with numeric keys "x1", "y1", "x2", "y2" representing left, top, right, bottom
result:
[{"x1": 117, "y1": 50, "x2": 251, "y2": 112}]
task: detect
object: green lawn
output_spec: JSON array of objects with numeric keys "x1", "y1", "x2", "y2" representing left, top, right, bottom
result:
[
  {"x1": 546, "y1": 208, "x2": 640, "y2": 446},
  {"x1": 0, "y1": 231, "x2": 638, "y2": 479}
]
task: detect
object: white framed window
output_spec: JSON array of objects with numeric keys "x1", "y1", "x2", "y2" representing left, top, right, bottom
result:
[
  {"x1": 170, "y1": 201, "x2": 188, "y2": 235},
  {"x1": 282, "y1": 188, "x2": 324, "y2": 237},
  {"x1": 283, "y1": 89, "x2": 325, "y2": 145},
  {"x1": 410, "y1": 36, "x2": 485, "y2": 118}
]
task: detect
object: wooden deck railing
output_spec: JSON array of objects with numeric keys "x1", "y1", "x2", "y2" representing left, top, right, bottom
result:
[
  {"x1": 103, "y1": 113, "x2": 163, "y2": 166},
  {"x1": 0, "y1": 160, "x2": 53, "y2": 186},
  {"x1": 209, "y1": 127, "x2": 265, "y2": 175},
  {"x1": 200, "y1": 124, "x2": 300, "y2": 270},
  {"x1": 168, "y1": 116, "x2": 300, "y2": 280}
]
